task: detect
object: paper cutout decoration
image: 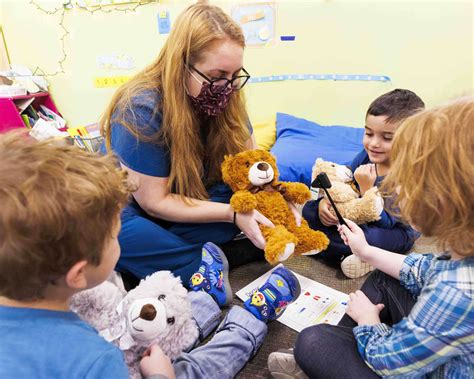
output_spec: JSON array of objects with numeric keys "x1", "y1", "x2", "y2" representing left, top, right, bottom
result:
[
  {"x1": 97, "y1": 54, "x2": 135, "y2": 70},
  {"x1": 94, "y1": 75, "x2": 131, "y2": 88},
  {"x1": 231, "y1": 2, "x2": 276, "y2": 47},
  {"x1": 158, "y1": 11, "x2": 171, "y2": 34}
]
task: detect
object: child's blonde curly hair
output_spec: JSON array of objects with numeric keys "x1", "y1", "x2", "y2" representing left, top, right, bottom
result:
[{"x1": 383, "y1": 97, "x2": 474, "y2": 257}]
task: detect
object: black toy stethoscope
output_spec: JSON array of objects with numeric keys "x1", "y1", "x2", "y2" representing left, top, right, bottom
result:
[{"x1": 311, "y1": 172, "x2": 348, "y2": 227}]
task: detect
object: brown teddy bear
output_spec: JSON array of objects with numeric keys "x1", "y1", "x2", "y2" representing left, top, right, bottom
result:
[
  {"x1": 311, "y1": 158, "x2": 384, "y2": 224},
  {"x1": 222, "y1": 149, "x2": 329, "y2": 264}
]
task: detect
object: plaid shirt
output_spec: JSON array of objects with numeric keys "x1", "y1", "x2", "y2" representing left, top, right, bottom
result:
[{"x1": 354, "y1": 253, "x2": 474, "y2": 378}]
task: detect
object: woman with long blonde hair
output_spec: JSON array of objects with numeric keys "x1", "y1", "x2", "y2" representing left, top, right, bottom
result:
[{"x1": 101, "y1": 2, "x2": 274, "y2": 286}]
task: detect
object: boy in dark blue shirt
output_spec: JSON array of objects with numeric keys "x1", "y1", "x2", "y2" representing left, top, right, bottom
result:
[{"x1": 303, "y1": 89, "x2": 425, "y2": 278}]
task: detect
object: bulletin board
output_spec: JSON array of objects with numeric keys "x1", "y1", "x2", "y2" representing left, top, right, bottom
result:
[
  {"x1": 231, "y1": 2, "x2": 276, "y2": 47},
  {"x1": 1, "y1": 0, "x2": 472, "y2": 128}
]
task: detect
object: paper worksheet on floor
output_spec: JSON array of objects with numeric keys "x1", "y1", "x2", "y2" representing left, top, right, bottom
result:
[{"x1": 236, "y1": 264, "x2": 349, "y2": 332}]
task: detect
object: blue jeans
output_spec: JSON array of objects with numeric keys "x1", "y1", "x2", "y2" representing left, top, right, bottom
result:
[
  {"x1": 174, "y1": 291, "x2": 267, "y2": 379},
  {"x1": 294, "y1": 271, "x2": 416, "y2": 378}
]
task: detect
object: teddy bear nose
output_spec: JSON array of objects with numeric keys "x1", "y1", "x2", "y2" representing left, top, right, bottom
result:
[
  {"x1": 257, "y1": 162, "x2": 269, "y2": 171},
  {"x1": 139, "y1": 303, "x2": 157, "y2": 321}
]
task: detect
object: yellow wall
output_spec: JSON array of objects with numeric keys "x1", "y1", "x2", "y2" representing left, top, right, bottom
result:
[{"x1": 1, "y1": 0, "x2": 472, "y2": 128}]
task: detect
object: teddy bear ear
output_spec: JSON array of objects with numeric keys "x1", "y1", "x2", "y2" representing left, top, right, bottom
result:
[
  {"x1": 316, "y1": 158, "x2": 323, "y2": 163},
  {"x1": 221, "y1": 155, "x2": 233, "y2": 183},
  {"x1": 259, "y1": 149, "x2": 273, "y2": 161}
]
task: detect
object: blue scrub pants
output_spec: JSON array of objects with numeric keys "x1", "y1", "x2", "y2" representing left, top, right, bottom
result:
[
  {"x1": 116, "y1": 184, "x2": 239, "y2": 284},
  {"x1": 302, "y1": 200, "x2": 415, "y2": 264}
]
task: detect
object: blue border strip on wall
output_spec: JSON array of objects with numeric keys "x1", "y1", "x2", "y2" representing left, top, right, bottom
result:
[{"x1": 248, "y1": 74, "x2": 391, "y2": 83}]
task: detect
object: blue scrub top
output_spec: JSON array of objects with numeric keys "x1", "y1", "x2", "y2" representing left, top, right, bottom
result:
[
  {"x1": 104, "y1": 91, "x2": 251, "y2": 281},
  {"x1": 108, "y1": 90, "x2": 253, "y2": 185},
  {"x1": 110, "y1": 91, "x2": 170, "y2": 178}
]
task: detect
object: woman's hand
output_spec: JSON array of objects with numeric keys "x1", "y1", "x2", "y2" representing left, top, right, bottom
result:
[
  {"x1": 318, "y1": 198, "x2": 338, "y2": 226},
  {"x1": 346, "y1": 290, "x2": 384, "y2": 326},
  {"x1": 338, "y1": 219, "x2": 370, "y2": 259},
  {"x1": 139, "y1": 344, "x2": 176, "y2": 379},
  {"x1": 288, "y1": 201, "x2": 302, "y2": 227},
  {"x1": 354, "y1": 164, "x2": 377, "y2": 195},
  {"x1": 235, "y1": 210, "x2": 274, "y2": 250}
]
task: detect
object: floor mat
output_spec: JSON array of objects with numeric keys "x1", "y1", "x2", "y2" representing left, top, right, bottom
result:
[{"x1": 227, "y1": 236, "x2": 439, "y2": 378}]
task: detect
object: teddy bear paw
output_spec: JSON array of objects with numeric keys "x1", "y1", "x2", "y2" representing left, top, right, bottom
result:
[{"x1": 278, "y1": 243, "x2": 295, "y2": 262}]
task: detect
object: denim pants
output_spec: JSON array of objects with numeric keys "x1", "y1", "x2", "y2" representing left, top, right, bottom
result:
[
  {"x1": 173, "y1": 291, "x2": 267, "y2": 379},
  {"x1": 294, "y1": 271, "x2": 417, "y2": 378}
]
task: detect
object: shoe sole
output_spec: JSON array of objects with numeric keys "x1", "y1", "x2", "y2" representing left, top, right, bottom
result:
[
  {"x1": 268, "y1": 351, "x2": 307, "y2": 379},
  {"x1": 206, "y1": 242, "x2": 233, "y2": 306},
  {"x1": 341, "y1": 259, "x2": 374, "y2": 279},
  {"x1": 300, "y1": 248, "x2": 321, "y2": 256},
  {"x1": 292, "y1": 272, "x2": 302, "y2": 300}
]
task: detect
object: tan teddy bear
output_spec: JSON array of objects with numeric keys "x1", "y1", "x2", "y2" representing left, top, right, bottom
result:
[
  {"x1": 311, "y1": 158, "x2": 384, "y2": 224},
  {"x1": 222, "y1": 149, "x2": 329, "y2": 264}
]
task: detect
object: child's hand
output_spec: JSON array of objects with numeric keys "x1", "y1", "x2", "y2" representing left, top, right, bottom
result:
[
  {"x1": 139, "y1": 344, "x2": 176, "y2": 379},
  {"x1": 338, "y1": 219, "x2": 369, "y2": 259},
  {"x1": 346, "y1": 290, "x2": 384, "y2": 326},
  {"x1": 318, "y1": 198, "x2": 338, "y2": 226},
  {"x1": 354, "y1": 164, "x2": 377, "y2": 195}
]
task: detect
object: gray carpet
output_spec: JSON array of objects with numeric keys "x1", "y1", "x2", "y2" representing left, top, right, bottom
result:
[{"x1": 225, "y1": 236, "x2": 439, "y2": 378}]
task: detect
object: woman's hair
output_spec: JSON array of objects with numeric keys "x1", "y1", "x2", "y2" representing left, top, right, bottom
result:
[
  {"x1": 101, "y1": 1, "x2": 250, "y2": 201},
  {"x1": 0, "y1": 131, "x2": 132, "y2": 301},
  {"x1": 382, "y1": 97, "x2": 474, "y2": 256}
]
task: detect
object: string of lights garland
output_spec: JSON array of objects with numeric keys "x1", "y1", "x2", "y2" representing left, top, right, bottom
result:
[
  {"x1": 28, "y1": 0, "x2": 159, "y2": 77},
  {"x1": 31, "y1": 7, "x2": 68, "y2": 76}
]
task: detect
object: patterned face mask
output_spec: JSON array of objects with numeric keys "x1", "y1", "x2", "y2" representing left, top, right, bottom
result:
[{"x1": 188, "y1": 82, "x2": 234, "y2": 117}]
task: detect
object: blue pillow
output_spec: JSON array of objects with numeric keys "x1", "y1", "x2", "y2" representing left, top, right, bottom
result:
[{"x1": 270, "y1": 113, "x2": 364, "y2": 186}]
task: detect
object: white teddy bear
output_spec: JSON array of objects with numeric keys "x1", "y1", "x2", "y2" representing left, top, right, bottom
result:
[
  {"x1": 311, "y1": 158, "x2": 384, "y2": 225},
  {"x1": 71, "y1": 271, "x2": 199, "y2": 379}
]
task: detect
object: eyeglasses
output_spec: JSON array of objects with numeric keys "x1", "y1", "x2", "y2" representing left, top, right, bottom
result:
[{"x1": 189, "y1": 65, "x2": 251, "y2": 94}]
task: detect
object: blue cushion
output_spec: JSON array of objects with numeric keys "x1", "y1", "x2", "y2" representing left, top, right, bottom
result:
[{"x1": 270, "y1": 113, "x2": 364, "y2": 186}]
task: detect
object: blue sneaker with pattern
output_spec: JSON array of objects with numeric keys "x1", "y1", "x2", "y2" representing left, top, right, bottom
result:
[
  {"x1": 189, "y1": 242, "x2": 233, "y2": 307},
  {"x1": 244, "y1": 266, "x2": 301, "y2": 322}
]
